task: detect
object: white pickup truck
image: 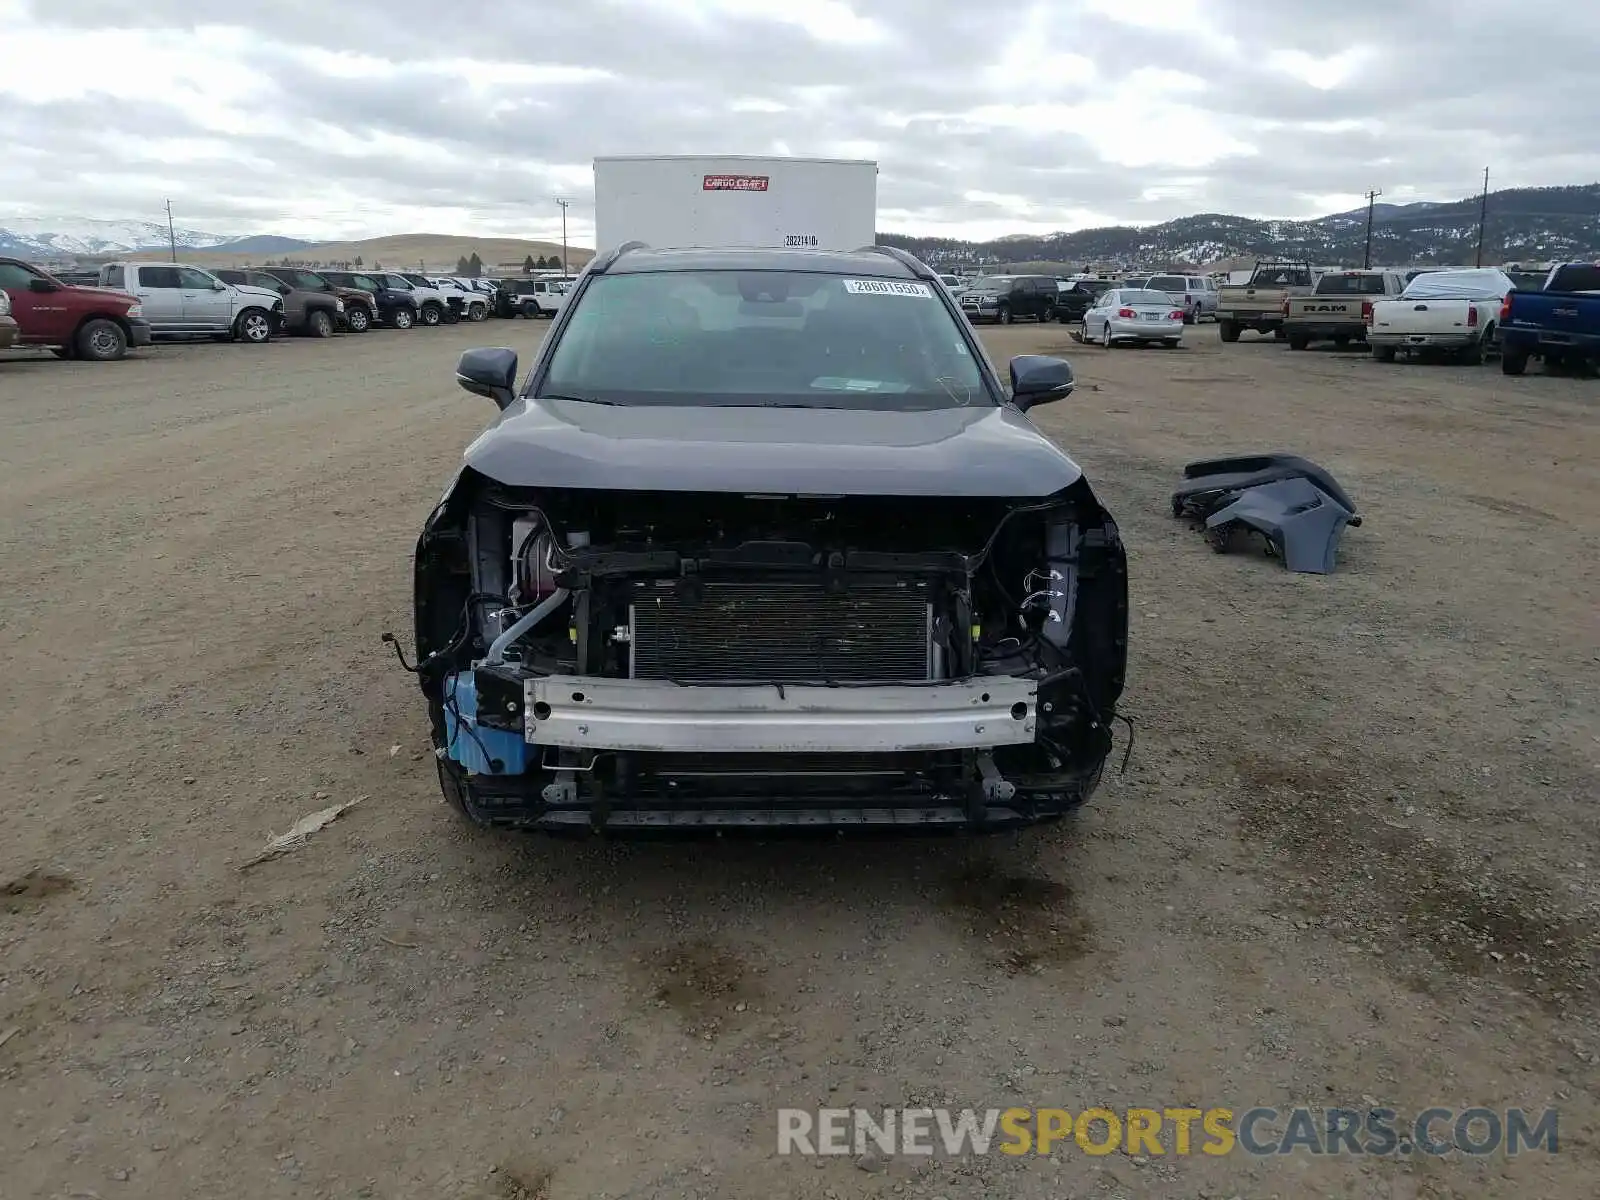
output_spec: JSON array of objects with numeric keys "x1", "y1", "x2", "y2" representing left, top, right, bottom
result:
[
  {"x1": 97, "y1": 261, "x2": 283, "y2": 343},
  {"x1": 428, "y1": 278, "x2": 490, "y2": 321},
  {"x1": 1366, "y1": 268, "x2": 1515, "y2": 364}
]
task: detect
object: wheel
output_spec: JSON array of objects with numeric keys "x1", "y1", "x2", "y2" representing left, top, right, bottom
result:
[
  {"x1": 1162, "y1": 339, "x2": 1180, "y2": 348},
  {"x1": 1501, "y1": 350, "x2": 1528, "y2": 376},
  {"x1": 1288, "y1": 333, "x2": 1309, "y2": 351},
  {"x1": 345, "y1": 305, "x2": 371, "y2": 333},
  {"x1": 419, "y1": 302, "x2": 442, "y2": 327},
  {"x1": 1273, "y1": 327, "x2": 1286, "y2": 341},
  {"x1": 307, "y1": 309, "x2": 335, "y2": 339},
  {"x1": 76, "y1": 318, "x2": 128, "y2": 361},
  {"x1": 521, "y1": 302, "x2": 539, "y2": 320},
  {"x1": 1461, "y1": 336, "x2": 1485, "y2": 366},
  {"x1": 1218, "y1": 320, "x2": 1239, "y2": 343},
  {"x1": 999, "y1": 305, "x2": 1013, "y2": 325},
  {"x1": 1182, "y1": 307, "x2": 1195, "y2": 326},
  {"x1": 389, "y1": 306, "x2": 415, "y2": 330},
  {"x1": 469, "y1": 302, "x2": 487, "y2": 322},
  {"x1": 1079, "y1": 320, "x2": 1090, "y2": 344},
  {"x1": 235, "y1": 309, "x2": 272, "y2": 344},
  {"x1": 1372, "y1": 344, "x2": 1397, "y2": 362},
  {"x1": 1333, "y1": 334, "x2": 1351, "y2": 348},
  {"x1": 1100, "y1": 321, "x2": 1113, "y2": 349}
]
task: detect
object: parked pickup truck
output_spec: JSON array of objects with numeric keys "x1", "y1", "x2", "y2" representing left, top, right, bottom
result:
[
  {"x1": 0, "y1": 257, "x2": 152, "y2": 360},
  {"x1": 1052, "y1": 280, "x2": 1110, "y2": 325},
  {"x1": 431, "y1": 278, "x2": 491, "y2": 321},
  {"x1": 216, "y1": 268, "x2": 344, "y2": 338},
  {"x1": 320, "y1": 270, "x2": 420, "y2": 329},
  {"x1": 1366, "y1": 267, "x2": 1513, "y2": 364},
  {"x1": 1499, "y1": 262, "x2": 1600, "y2": 376},
  {"x1": 98, "y1": 262, "x2": 283, "y2": 343},
  {"x1": 1282, "y1": 270, "x2": 1406, "y2": 350},
  {"x1": 1217, "y1": 260, "x2": 1316, "y2": 342}
]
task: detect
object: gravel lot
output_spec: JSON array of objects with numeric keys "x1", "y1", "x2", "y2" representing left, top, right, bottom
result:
[{"x1": 1, "y1": 320, "x2": 1596, "y2": 1199}]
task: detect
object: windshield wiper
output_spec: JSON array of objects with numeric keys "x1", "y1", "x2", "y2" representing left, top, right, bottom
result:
[{"x1": 536, "y1": 393, "x2": 617, "y2": 405}]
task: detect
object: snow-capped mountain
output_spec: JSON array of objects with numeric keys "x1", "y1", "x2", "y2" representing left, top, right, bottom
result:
[{"x1": 0, "y1": 216, "x2": 240, "y2": 258}]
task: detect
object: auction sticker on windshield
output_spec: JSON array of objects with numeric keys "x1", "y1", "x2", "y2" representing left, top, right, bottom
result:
[{"x1": 842, "y1": 280, "x2": 933, "y2": 298}]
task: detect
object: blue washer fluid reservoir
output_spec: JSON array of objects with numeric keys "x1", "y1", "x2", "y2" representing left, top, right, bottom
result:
[{"x1": 443, "y1": 670, "x2": 531, "y2": 775}]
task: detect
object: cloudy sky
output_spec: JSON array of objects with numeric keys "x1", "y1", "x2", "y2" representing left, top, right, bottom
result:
[{"x1": 2, "y1": 0, "x2": 1595, "y2": 244}]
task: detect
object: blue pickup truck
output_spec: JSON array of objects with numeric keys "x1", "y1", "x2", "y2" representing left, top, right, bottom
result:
[{"x1": 1499, "y1": 262, "x2": 1600, "y2": 376}]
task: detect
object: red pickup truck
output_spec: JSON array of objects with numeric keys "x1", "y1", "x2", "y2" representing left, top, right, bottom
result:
[{"x1": 0, "y1": 257, "x2": 153, "y2": 360}]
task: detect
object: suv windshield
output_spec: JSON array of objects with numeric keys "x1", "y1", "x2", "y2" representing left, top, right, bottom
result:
[{"x1": 539, "y1": 270, "x2": 988, "y2": 410}]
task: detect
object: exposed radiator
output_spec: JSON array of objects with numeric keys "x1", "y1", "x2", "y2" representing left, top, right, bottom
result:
[{"x1": 629, "y1": 579, "x2": 932, "y2": 683}]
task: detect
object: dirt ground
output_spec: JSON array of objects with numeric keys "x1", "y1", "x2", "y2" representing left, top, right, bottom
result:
[{"x1": 1, "y1": 317, "x2": 1595, "y2": 1200}]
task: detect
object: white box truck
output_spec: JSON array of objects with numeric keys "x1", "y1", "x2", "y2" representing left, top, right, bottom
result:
[{"x1": 592, "y1": 155, "x2": 877, "y2": 254}]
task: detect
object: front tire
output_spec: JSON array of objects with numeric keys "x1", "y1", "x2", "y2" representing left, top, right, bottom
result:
[
  {"x1": 389, "y1": 306, "x2": 415, "y2": 330},
  {"x1": 1219, "y1": 319, "x2": 1239, "y2": 343},
  {"x1": 77, "y1": 318, "x2": 128, "y2": 361},
  {"x1": 345, "y1": 305, "x2": 371, "y2": 333},
  {"x1": 235, "y1": 309, "x2": 273, "y2": 344},
  {"x1": 307, "y1": 309, "x2": 335, "y2": 339},
  {"x1": 1100, "y1": 321, "x2": 1113, "y2": 349},
  {"x1": 1501, "y1": 349, "x2": 1528, "y2": 376},
  {"x1": 419, "y1": 302, "x2": 442, "y2": 327},
  {"x1": 468, "y1": 302, "x2": 487, "y2": 322},
  {"x1": 999, "y1": 305, "x2": 1013, "y2": 325}
]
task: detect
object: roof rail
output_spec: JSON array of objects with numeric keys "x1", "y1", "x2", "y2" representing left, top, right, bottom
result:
[
  {"x1": 589, "y1": 240, "x2": 650, "y2": 274},
  {"x1": 851, "y1": 243, "x2": 937, "y2": 281}
]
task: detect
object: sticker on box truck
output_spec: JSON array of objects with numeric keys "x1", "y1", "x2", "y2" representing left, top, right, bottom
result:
[
  {"x1": 703, "y1": 174, "x2": 769, "y2": 191},
  {"x1": 842, "y1": 280, "x2": 934, "y2": 298}
]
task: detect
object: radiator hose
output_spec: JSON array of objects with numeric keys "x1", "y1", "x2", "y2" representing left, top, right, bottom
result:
[{"x1": 483, "y1": 588, "x2": 571, "y2": 665}]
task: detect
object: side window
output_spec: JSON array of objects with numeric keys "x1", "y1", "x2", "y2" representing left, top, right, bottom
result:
[
  {"x1": 139, "y1": 266, "x2": 183, "y2": 289},
  {"x1": 176, "y1": 267, "x2": 217, "y2": 289},
  {"x1": 103, "y1": 265, "x2": 125, "y2": 289},
  {"x1": 0, "y1": 263, "x2": 37, "y2": 288}
]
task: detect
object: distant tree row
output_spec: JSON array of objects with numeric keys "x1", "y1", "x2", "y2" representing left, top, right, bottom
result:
[
  {"x1": 455, "y1": 252, "x2": 484, "y2": 276},
  {"x1": 521, "y1": 254, "x2": 562, "y2": 272}
]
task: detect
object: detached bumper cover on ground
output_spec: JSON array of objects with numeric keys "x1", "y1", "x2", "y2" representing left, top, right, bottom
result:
[{"x1": 1171, "y1": 453, "x2": 1362, "y2": 574}]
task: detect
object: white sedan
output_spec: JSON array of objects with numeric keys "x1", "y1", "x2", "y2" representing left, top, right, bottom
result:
[{"x1": 1082, "y1": 288, "x2": 1187, "y2": 348}]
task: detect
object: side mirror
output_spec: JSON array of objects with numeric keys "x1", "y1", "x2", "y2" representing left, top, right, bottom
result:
[
  {"x1": 456, "y1": 347, "x2": 518, "y2": 410},
  {"x1": 211, "y1": 281, "x2": 227, "y2": 291},
  {"x1": 28, "y1": 278, "x2": 59, "y2": 293},
  {"x1": 278, "y1": 284, "x2": 292, "y2": 295},
  {"x1": 1008, "y1": 354, "x2": 1075, "y2": 411}
]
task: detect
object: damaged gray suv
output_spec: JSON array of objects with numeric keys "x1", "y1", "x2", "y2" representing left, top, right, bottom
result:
[{"x1": 410, "y1": 244, "x2": 1128, "y2": 833}]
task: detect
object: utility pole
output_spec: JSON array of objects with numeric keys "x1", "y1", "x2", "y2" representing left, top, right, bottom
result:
[
  {"x1": 165, "y1": 199, "x2": 177, "y2": 263},
  {"x1": 1475, "y1": 167, "x2": 1490, "y2": 268},
  {"x1": 1362, "y1": 189, "x2": 1382, "y2": 269},
  {"x1": 555, "y1": 197, "x2": 570, "y2": 275}
]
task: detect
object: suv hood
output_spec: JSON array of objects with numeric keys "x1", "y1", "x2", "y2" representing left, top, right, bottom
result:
[
  {"x1": 236, "y1": 285, "x2": 282, "y2": 302},
  {"x1": 463, "y1": 397, "x2": 1083, "y2": 497}
]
